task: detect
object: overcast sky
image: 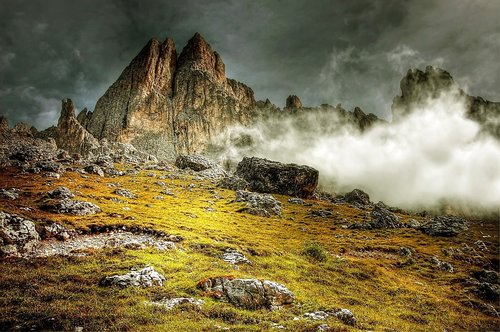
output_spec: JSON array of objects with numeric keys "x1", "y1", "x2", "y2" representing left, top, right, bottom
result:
[{"x1": 0, "y1": 0, "x2": 499, "y2": 129}]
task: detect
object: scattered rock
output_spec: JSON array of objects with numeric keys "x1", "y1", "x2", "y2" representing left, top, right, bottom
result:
[
  {"x1": 288, "y1": 197, "x2": 305, "y2": 205},
  {"x1": 429, "y1": 256, "x2": 454, "y2": 273},
  {"x1": 310, "y1": 209, "x2": 333, "y2": 218},
  {"x1": 235, "y1": 190, "x2": 281, "y2": 217},
  {"x1": 43, "y1": 172, "x2": 61, "y2": 179},
  {"x1": 84, "y1": 164, "x2": 105, "y2": 177},
  {"x1": 334, "y1": 308, "x2": 357, "y2": 326},
  {"x1": 349, "y1": 206, "x2": 402, "y2": 229},
  {"x1": 31, "y1": 231, "x2": 177, "y2": 257},
  {"x1": 235, "y1": 157, "x2": 318, "y2": 198},
  {"x1": 303, "y1": 311, "x2": 329, "y2": 320},
  {"x1": 0, "y1": 188, "x2": 19, "y2": 200},
  {"x1": 114, "y1": 188, "x2": 137, "y2": 199},
  {"x1": 407, "y1": 219, "x2": 421, "y2": 228},
  {"x1": 0, "y1": 211, "x2": 40, "y2": 256},
  {"x1": 100, "y1": 266, "x2": 166, "y2": 288},
  {"x1": 175, "y1": 154, "x2": 218, "y2": 172},
  {"x1": 149, "y1": 297, "x2": 204, "y2": 310},
  {"x1": 301, "y1": 308, "x2": 356, "y2": 326},
  {"x1": 46, "y1": 186, "x2": 75, "y2": 199},
  {"x1": 420, "y1": 215, "x2": 468, "y2": 236},
  {"x1": 41, "y1": 222, "x2": 73, "y2": 241},
  {"x1": 369, "y1": 206, "x2": 402, "y2": 228},
  {"x1": 42, "y1": 199, "x2": 101, "y2": 216},
  {"x1": 197, "y1": 277, "x2": 294, "y2": 309},
  {"x1": 343, "y1": 189, "x2": 370, "y2": 207},
  {"x1": 217, "y1": 175, "x2": 249, "y2": 191},
  {"x1": 222, "y1": 248, "x2": 251, "y2": 265},
  {"x1": 398, "y1": 247, "x2": 412, "y2": 257}
]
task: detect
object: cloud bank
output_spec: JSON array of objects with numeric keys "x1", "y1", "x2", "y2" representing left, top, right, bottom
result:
[{"x1": 214, "y1": 91, "x2": 500, "y2": 214}]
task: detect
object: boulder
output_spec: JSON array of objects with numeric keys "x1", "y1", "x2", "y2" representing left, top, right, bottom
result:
[
  {"x1": 235, "y1": 190, "x2": 281, "y2": 217},
  {"x1": 100, "y1": 266, "x2": 166, "y2": 288},
  {"x1": 46, "y1": 186, "x2": 75, "y2": 200},
  {"x1": 235, "y1": 157, "x2": 318, "y2": 198},
  {"x1": 0, "y1": 188, "x2": 19, "y2": 200},
  {"x1": 41, "y1": 222, "x2": 73, "y2": 241},
  {"x1": 419, "y1": 215, "x2": 468, "y2": 236},
  {"x1": 217, "y1": 175, "x2": 249, "y2": 191},
  {"x1": 84, "y1": 164, "x2": 105, "y2": 177},
  {"x1": 369, "y1": 206, "x2": 402, "y2": 228},
  {"x1": 222, "y1": 248, "x2": 251, "y2": 265},
  {"x1": 42, "y1": 199, "x2": 101, "y2": 216},
  {"x1": 349, "y1": 206, "x2": 402, "y2": 229},
  {"x1": 0, "y1": 211, "x2": 40, "y2": 256},
  {"x1": 113, "y1": 188, "x2": 136, "y2": 199},
  {"x1": 197, "y1": 277, "x2": 294, "y2": 309},
  {"x1": 175, "y1": 154, "x2": 218, "y2": 171},
  {"x1": 149, "y1": 297, "x2": 204, "y2": 310},
  {"x1": 343, "y1": 189, "x2": 370, "y2": 206}
]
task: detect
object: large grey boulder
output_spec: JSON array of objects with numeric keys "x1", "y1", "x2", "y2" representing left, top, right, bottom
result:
[
  {"x1": 235, "y1": 190, "x2": 281, "y2": 217},
  {"x1": 0, "y1": 211, "x2": 40, "y2": 256},
  {"x1": 419, "y1": 215, "x2": 468, "y2": 236},
  {"x1": 235, "y1": 157, "x2": 318, "y2": 198},
  {"x1": 343, "y1": 189, "x2": 371, "y2": 207},
  {"x1": 197, "y1": 277, "x2": 294, "y2": 309},
  {"x1": 100, "y1": 266, "x2": 166, "y2": 288},
  {"x1": 42, "y1": 199, "x2": 101, "y2": 216},
  {"x1": 349, "y1": 206, "x2": 402, "y2": 229},
  {"x1": 46, "y1": 186, "x2": 75, "y2": 200}
]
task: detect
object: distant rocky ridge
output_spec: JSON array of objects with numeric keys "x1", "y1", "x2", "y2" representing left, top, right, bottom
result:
[
  {"x1": 1, "y1": 34, "x2": 498, "y2": 160},
  {"x1": 392, "y1": 66, "x2": 500, "y2": 137}
]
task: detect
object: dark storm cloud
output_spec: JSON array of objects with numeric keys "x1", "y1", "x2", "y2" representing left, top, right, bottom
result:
[{"x1": 0, "y1": 0, "x2": 498, "y2": 129}]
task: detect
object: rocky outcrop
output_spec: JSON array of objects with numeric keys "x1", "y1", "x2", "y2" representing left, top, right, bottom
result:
[
  {"x1": 349, "y1": 206, "x2": 403, "y2": 230},
  {"x1": 419, "y1": 215, "x2": 468, "y2": 236},
  {"x1": 80, "y1": 33, "x2": 256, "y2": 157},
  {"x1": 0, "y1": 211, "x2": 40, "y2": 256},
  {"x1": 285, "y1": 95, "x2": 302, "y2": 109},
  {"x1": 100, "y1": 267, "x2": 166, "y2": 288},
  {"x1": 197, "y1": 276, "x2": 294, "y2": 309},
  {"x1": 0, "y1": 116, "x2": 9, "y2": 134},
  {"x1": 39, "y1": 99, "x2": 99, "y2": 157},
  {"x1": 41, "y1": 198, "x2": 101, "y2": 216},
  {"x1": 235, "y1": 157, "x2": 318, "y2": 198},
  {"x1": 392, "y1": 66, "x2": 500, "y2": 137},
  {"x1": 235, "y1": 190, "x2": 281, "y2": 217}
]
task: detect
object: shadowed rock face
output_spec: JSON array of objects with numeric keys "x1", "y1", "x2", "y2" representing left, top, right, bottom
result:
[
  {"x1": 392, "y1": 66, "x2": 500, "y2": 137},
  {"x1": 39, "y1": 99, "x2": 99, "y2": 156},
  {"x1": 235, "y1": 157, "x2": 319, "y2": 198},
  {"x1": 285, "y1": 95, "x2": 303, "y2": 109},
  {"x1": 80, "y1": 33, "x2": 255, "y2": 157}
]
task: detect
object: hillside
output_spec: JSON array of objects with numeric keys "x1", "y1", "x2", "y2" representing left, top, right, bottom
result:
[{"x1": 0, "y1": 130, "x2": 498, "y2": 331}]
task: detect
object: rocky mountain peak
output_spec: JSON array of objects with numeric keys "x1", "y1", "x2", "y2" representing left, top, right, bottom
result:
[
  {"x1": 0, "y1": 116, "x2": 8, "y2": 134},
  {"x1": 58, "y1": 99, "x2": 76, "y2": 126},
  {"x1": 77, "y1": 33, "x2": 255, "y2": 157},
  {"x1": 177, "y1": 32, "x2": 225, "y2": 82},
  {"x1": 285, "y1": 95, "x2": 302, "y2": 109},
  {"x1": 392, "y1": 66, "x2": 460, "y2": 120}
]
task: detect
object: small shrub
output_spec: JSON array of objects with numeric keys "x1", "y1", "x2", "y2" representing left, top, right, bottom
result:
[{"x1": 302, "y1": 241, "x2": 327, "y2": 262}]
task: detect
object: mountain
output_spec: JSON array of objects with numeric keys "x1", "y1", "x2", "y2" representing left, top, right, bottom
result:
[
  {"x1": 78, "y1": 33, "x2": 255, "y2": 158},
  {"x1": 392, "y1": 66, "x2": 500, "y2": 137}
]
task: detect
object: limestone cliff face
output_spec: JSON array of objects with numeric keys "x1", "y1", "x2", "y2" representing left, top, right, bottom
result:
[
  {"x1": 392, "y1": 66, "x2": 500, "y2": 136},
  {"x1": 83, "y1": 38, "x2": 177, "y2": 143},
  {"x1": 81, "y1": 33, "x2": 255, "y2": 157},
  {"x1": 172, "y1": 33, "x2": 255, "y2": 153}
]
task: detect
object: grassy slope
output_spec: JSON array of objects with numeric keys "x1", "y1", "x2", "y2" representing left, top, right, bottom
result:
[{"x1": 0, "y1": 165, "x2": 498, "y2": 331}]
